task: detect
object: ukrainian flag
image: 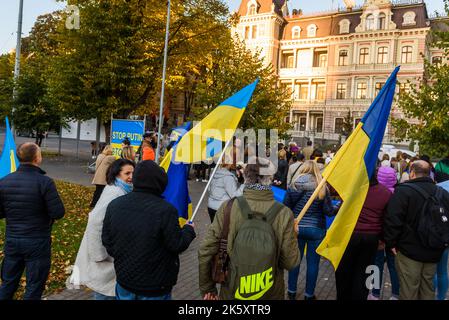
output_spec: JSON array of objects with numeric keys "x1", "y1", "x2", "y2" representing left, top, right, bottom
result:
[
  {"x1": 316, "y1": 66, "x2": 400, "y2": 269},
  {"x1": 161, "y1": 122, "x2": 193, "y2": 226},
  {"x1": 0, "y1": 117, "x2": 19, "y2": 179},
  {"x1": 169, "y1": 80, "x2": 259, "y2": 164}
]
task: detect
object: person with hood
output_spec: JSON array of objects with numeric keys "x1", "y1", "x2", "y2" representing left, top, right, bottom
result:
[
  {"x1": 336, "y1": 171, "x2": 392, "y2": 300},
  {"x1": 370, "y1": 165, "x2": 400, "y2": 300},
  {"x1": 198, "y1": 157, "x2": 299, "y2": 300},
  {"x1": 207, "y1": 161, "x2": 244, "y2": 223},
  {"x1": 102, "y1": 161, "x2": 196, "y2": 300},
  {"x1": 284, "y1": 160, "x2": 334, "y2": 300},
  {"x1": 71, "y1": 159, "x2": 135, "y2": 300}
]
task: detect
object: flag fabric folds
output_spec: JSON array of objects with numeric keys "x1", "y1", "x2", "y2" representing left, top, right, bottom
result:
[
  {"x1": 316, "y1": 66, "x2": 400, "y2": 270},
  {"x1": 161, "y1": 122, "x2": 193, "y2": 226},
  {"x1": 170, "y1": 80, "x2": 259, "y2": 164},
  {"x1": 0, "y1": 117, "x2": 19, "y2": 179}
]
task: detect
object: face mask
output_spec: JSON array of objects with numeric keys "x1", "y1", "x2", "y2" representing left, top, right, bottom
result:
[{"x1": 115, "y1": 178, "x2": 133, "y2": 193}]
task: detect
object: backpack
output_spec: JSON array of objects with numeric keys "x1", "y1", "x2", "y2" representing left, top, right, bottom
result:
[
  {"x1": 228, "y1": 196, "x2": 282, "y2": 300},
  {"x1": 403, "y1": 184, "x2": 449, "y2": 250}
]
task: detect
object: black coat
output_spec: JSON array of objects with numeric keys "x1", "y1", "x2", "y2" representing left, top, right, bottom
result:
[
  {"x1": 0, "y1": 164, "x2": 65, "y2": 238},
  {"x1": 102, "y1": 189, "x2": 196, "y2": 297},
  {"x1": 384, "y1": 177, "x2": 449, "y2": 263}
]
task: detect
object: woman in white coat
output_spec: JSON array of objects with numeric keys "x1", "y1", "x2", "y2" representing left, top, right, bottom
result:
[{"x1": 70, "y1": 159, "x2": 135, "y2": 300}]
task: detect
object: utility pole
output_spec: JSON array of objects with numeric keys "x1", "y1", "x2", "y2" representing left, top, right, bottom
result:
[
  {"x1": 155, "y1": 0, "x2": 171, "y2": 163},
  {"x1": 12, "y1": 0, "x2": 24, "y2": 137}
]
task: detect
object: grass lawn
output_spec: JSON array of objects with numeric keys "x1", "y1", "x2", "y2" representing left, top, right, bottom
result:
[{"x1": 0, "y1": 181, "x2": 93, "y2": 298}]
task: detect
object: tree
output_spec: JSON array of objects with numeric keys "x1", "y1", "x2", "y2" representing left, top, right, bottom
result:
[{"x1": 392, "y1": 1, "x2": 449, "y2": 157}]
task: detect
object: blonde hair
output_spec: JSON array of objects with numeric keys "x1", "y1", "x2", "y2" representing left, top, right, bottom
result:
[
  {"x1": 122, "y1": 146, "x2": 135, "y2": 161},
  {"x1": 102, "y1": 145, "x2": 113, "y2": 156},
  {"x1": 297, "y1": 160, "x2": 326, "y2": 200},
  {"x1": 278, "y1": 149, "x2": 287, "y2": 160}
]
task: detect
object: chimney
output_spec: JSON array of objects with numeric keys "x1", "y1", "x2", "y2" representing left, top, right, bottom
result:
[
  {"x1": 343, "y1": 0, "x2": 355, "y2": 11},
  {"x1": 292, "y1": 9, "x2": 298, "y2": 15}
]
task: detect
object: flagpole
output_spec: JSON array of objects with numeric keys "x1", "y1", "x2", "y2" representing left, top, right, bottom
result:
[
  {"x1": 156, "y1": 0, "x2": 171, "y2": 163},
  {"x1": 11, "y1": 0, "x2": 24, "y2": 138},
  {"x1": 190, "y1": 138, "x2": 233, "y2": 223},
  {"x1": 294, "y1": 177, "x2": 328, "y2": 229}
]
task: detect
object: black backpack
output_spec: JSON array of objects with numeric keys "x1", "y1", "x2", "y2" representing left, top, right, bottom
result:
[{"x1": 403, "y1": 184, "x2": 449, "y2": 250}]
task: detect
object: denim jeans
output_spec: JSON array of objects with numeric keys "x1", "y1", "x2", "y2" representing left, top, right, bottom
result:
[
  {"x1": 94, "y1": 292, "x2": 115, "y2": 300},
  {"x1": 115, "y1": 283, "x2": 172, "y2": 300},
  {"x1": 0, "y1": 237, "x2": 51, "y2": 300},
  {"x1": 372, "y1": 249, "x2": 400, "y2": 298},
  {"x1": 287, "y1": 227, "x2": 325, "y2": 297},
  {"x1": 434, "y1": 248, "x2": 449, "y2": 300}
]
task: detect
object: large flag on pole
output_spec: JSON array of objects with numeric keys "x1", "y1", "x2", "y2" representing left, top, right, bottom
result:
[
  {"x1": 316, "y1": 66, "x2": 400, "y2": 269},
  {"x1": 161, "y1": 122, "x2": 193, "y2": 226},
  {"x1": 164, "y1": 80, "x2": 259, "y2": 165},
  {"x1": 0, "y1": 117, "x2": 19, "y2": 179}
]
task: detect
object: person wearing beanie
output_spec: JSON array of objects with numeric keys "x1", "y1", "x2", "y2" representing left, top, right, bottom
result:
[{"x1": 102, "y1": 160, "x2": 196, "y2": 300}]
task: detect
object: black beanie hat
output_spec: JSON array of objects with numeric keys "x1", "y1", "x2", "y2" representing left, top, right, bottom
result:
[{"x1": 132, "y1": 160, "x2": 168, "y2": 195}]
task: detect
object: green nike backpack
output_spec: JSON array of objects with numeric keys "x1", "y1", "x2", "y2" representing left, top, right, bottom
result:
[{"x1": 228, "y1": 196, "x2": 282, "y2": 300}]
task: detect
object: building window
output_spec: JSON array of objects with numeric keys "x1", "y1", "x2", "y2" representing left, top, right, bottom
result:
[
  {"x1": 313, "y1": 51, "x2": 328, "y2": 67},
  {"x1": 297, "y1": 83, "x2": 309, "y2": 100},
  {"x1": 334, "y1": 118, "x2": 344, "y2": 134},
  {"x1": 281, "y1": 83, "x2": 293, "y2": 97},
  {"x1": 244, "y1": 26, "x2": 250, "y2": 39},
  {"x1": 375, "y1": 82, "x2": 385, "y2": 96},
  {"x1": 299, "y1": 117, "x2": 307, "y2": 131},
  {"x1": 377, "y1": 47, "x2": 388, "y2": 64},
  {"x1": 339, "y1": 50, "x2": 349, "y2": 66},
  {"x1": 316, "y1": 117, "x2": 323, "y2": 133},
  {"x1": 359, "y1": 48, "x2": 369, "y2": 64},
  {"x1": 432, "y1": 56, "x2": 442, "y2": 65},
  {"x1": 319, "y1": 54, "x2": 328, "y2": 67},
  {"x1": 403, "y1": 11, "x2": 416, "y2": 26},
  {"x1": 248, "y1": 4, "x2": 257, "y2": 15},
  {"x1": 366, "y1": 14, "x2": 375, "y2": 31},
  {"x1": 307, "y1": 24, "x2": 317, "y2": 37},
  {"x1": 252, "y1": 25, "x2": 257, "y2": 39},
  {"x1": 357, "y1": 82, "x2": 367, "y2": 99},
  {"x1": 292, "y1": 27, "x2": 301, "y2": 39},
  {"x1": 401, "y1": 46, "x2": 413, "y2": 64},
  {"x1": 281, "y1": 52, "x2": 294, "y2": 68},
  {"x1": 315, "y1": 83, "x2": 326, "y2": 100},
  {"x1": 259, "y1": 24, "x2": 265, "y2": 37},
  {"x1": 336, "y1": 83, "x2": 347, "y2": 99},
  {"x1": 378, "y1": 13, "x2": 386, "y2": 30},
  {"x1": 399, "y1": 82, "x2": 411, "y2": 95},
  {"x1": 339, "y1": 19, "x2": 350, "y2": 34}
]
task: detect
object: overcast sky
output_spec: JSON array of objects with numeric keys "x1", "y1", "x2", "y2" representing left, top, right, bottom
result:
[{"x1": 0, "y1": 0, "x2": 446, "y2": 54}]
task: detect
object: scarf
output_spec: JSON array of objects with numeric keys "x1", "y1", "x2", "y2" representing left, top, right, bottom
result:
[
  {"x1": 115, "y1": 178, "x2": 133, "y2": 194},
  {"x1": 244, "y1": 183, "x2": 272, "y2": 191}
]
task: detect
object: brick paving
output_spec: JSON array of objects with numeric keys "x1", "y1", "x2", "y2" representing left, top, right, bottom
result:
[{"x1": 44, "y1": 179, "x2": 401, "y2": 301}]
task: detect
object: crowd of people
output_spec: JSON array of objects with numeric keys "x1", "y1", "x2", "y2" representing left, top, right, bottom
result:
[{"x1": 0, "y1": 137, "x2": 449, "y2": 301}]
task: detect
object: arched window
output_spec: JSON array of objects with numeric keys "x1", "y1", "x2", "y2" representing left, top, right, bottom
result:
[
  {"x1": 292, "y1": 26, "x2": 301, "y2": 39},
  {"x1": 403, "y1": 11, "x2": 416, "y2": 26},
  {"x1": 307, "y1": 24, "x2": 317, "y2": 38},
  {"x1": 339, "y1": 19, "x2": 350, "y2": 34},
  {"x1": 366, "y1": 14, "x2": 375, "y2": 31},
  {"x1": 248, "y1": 4, "x2": 257, "y2": 15},
  {"x1": 378, "y1": 13, "x2": 386, "y2": 30}
]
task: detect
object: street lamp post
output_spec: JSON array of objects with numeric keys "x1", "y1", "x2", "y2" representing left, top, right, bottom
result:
[
  {"x1": 155, "y1": 0, "x2": 171, "y2": 163},
  {"x1": 12, "y1": 0, "x2": 24, "y2": 137}
]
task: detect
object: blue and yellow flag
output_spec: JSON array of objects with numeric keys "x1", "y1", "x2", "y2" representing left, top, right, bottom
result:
[
  {"x1": 0, "y1": 117, "x2": 19, "y2": 179},
  {"x1": 168, "y1": 80, "x2": 259, "y2": 164},
  {"x1": 316, "y1": 66, "x2": 400, "y2": 269},
  {"x1": 161, "y1": 122, "x2": 193, "y2": 226}
]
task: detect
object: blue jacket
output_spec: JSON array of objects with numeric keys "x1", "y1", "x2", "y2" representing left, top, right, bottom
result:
[
  {"x1": 284, "y1": 174, "x2": 334, "y2": 229},
  {"x1": 0, "y1": 164, "x2": 65, "y2": 238}
]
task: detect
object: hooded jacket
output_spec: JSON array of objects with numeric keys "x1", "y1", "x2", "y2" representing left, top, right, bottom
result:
[
  {"x1": 377, "y1": 166, "x2": 397, "y2": 193},
  {"x1": 198, "y1": 188, "x2": 300, "y2": 300},
  {"x1": 435, "y1": 158, "x2": 449, "y2": 183},
  {"x1": 102, "y1": 161, "x2": 196, "y2": 297},
  {"x1": 284, "y1": 174, "x2": 334, "y2": 229},
  {"x1": 207, "y1": 168, "x2": 243, "y2": 210}
]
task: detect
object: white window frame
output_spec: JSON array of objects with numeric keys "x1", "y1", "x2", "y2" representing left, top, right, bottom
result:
[
  {"x1": 339, "y1": 19, "x2": 350, "y2": 34},
  {"x1": 292, "y1": 26, "x2": 301, "y2": 39},
  {"x1": 307, "y1": 24, "x2": 317, "y2": 38}
]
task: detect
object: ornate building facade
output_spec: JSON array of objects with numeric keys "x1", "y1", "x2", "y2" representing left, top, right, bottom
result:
[{"x1": 232, "y1": 0, "x2": 448, "y2": 144}]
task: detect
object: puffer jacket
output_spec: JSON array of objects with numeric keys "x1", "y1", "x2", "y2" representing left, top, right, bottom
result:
[
  {"x1": 0, "y1": 164, "x2": 65, "y2": 238},
  {"x1": 377, "y1": 166, "x2": 397, "y2": 193},
  {"x1": 207, "y1": 168, "x2": 243, "y2": 210},
  {"x1": 284, "y1": 174, "x2": 334, "y2": 229},
  {"x1": 198, "y1": 188, "x2": 300, "y2": 300}
]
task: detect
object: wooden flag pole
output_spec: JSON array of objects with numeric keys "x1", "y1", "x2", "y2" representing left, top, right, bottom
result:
[{"x1": 294, "y1": 176, "x2": 329, "y2": 230}]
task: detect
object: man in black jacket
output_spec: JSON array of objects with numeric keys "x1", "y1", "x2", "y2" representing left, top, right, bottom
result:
[
  {"x1": 384, "y1": 160, "x2": 449, "y2": 300},
  {"x1": 0, "y1": 143, "x2": 65, "y2": 300},
  {"x1": 102, "y1": 160, "x2": 196, "y2": 300}
]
